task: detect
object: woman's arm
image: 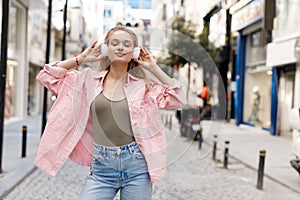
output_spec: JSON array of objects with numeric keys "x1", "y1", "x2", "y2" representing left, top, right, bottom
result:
[
  {"x1": 134, "y1": 47, "x2": 187, "y2": 109},
  {"x1": 57, "y1": 41, "x2": 103, "y2": 70},
  {"x1": 146, "y1": 65, "x2": 174, "y2": 86}
]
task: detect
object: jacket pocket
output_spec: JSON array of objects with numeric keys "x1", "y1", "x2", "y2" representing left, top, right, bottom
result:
[{"x1": 129, "y1": 99, "x2": 164, "y2": 138}]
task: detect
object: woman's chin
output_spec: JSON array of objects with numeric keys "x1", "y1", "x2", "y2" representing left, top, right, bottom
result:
[{"x1": 110, "y1": 57, "x2": 131, "y2": 65}]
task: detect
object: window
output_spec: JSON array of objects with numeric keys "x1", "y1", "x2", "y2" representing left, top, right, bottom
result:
[
  {"x1": 246, "y1": 30, "x2": 266, "y2": 67},
  {"x1": 143, "y1": 0, "x2": 152, "y2": 9},
  {"x1": 104, "y1": 9, "x2": 112, "y2": 17},
  {"x1": 128, "y1": 0, "x2": 139, "y2": 9}
]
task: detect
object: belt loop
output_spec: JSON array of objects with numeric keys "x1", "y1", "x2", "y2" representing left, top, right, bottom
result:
[
  {"x1": 129, "y1": 145, "x2": 134, "y2": 154},
  {"x1": 104, "y1": 147, "x2": 107, "y2": 156},
  {"x1": 116, "y1": 147, "x2": 121, "y2": 156}
]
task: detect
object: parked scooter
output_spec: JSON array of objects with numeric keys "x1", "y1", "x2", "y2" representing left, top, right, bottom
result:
[
  {"x1": 289, "y1": 108, "x2": 300, "y2": 175},
  {"x1": 179, "y1": 105, "x2": 211, "y2": 149}
]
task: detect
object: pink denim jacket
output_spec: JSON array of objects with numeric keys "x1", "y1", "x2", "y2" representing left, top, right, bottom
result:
[{"x1": 34, "y1": 63, "x2": 186, "y2": 182}]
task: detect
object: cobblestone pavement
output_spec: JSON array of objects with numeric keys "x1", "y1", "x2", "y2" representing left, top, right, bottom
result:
[{"x1": 4, "y1": 128, "x2": 300, "y2": 200}]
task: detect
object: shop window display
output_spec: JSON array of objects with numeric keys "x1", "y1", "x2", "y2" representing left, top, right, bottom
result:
[{"x1": 244, "y1": 30, "x2": 271, "y2": 128}]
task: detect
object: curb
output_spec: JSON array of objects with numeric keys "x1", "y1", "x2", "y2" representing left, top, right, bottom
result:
[
  {"x1": 203, "y1": 139, "x2": 300, "y2": 194},
  {"x1": 0, "y1": 166, "x2": 37, "y2": 198}
]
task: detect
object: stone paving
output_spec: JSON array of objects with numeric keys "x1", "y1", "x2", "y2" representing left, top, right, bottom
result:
[{"x1": 4, "y1": 128, "x2": 300, "y2": 200}]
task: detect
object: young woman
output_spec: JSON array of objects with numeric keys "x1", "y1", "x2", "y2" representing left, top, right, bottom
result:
[{"x1": 34, "y1": 26, "x2": 186, "y2": 199}]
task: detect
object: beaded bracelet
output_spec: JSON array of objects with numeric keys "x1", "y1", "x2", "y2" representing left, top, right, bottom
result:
[{"x1": 74, "y1": 54, "x2": 80, "y2": 66}]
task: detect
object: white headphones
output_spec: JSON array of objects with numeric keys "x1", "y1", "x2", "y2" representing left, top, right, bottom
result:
[{"x1": 101, "y1": 44, "x2": 140, "y2": 59}]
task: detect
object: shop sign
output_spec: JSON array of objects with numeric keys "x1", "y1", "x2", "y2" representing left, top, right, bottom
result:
[{"x1": 231, "y1": 0, "x2": 264, "y2": 32}]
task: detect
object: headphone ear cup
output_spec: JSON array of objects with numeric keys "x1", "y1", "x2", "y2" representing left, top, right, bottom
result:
[
  {"x1": 132, "y1": 47, "x2": 140, "y2": 59},
  {"x1": 101, "y1": 44, "x2": 108, "y2": 57}
]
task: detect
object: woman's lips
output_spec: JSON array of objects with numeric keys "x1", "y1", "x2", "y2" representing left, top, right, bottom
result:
[{"x1": 116, "y1": 53, "x2": 125, "y2": 57}]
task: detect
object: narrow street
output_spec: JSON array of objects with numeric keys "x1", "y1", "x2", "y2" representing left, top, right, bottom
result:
[
  {"x1": 4, "y1": 121, "x2": 300, "y2": 200},
  {"x1": 1, "y1": 1, "x2": 300, "y2": 200}
]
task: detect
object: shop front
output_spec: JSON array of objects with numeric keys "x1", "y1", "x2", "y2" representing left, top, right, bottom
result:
[
  {"x1": 266, "y1": 0, "x2": 300, "y2": 136},
  {"x1": 267, "y1": 39, "x2": 299, "y2": 136},
  {"x1": 5, "y1": 1, "x2": 28, "y2": 121},
  {"x1": 231, "y1": 0, "x2": 275, "y2": 133}
]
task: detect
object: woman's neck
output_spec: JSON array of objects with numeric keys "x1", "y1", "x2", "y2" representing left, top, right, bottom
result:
[{"x1": 107, "y1": 64, "x2": 128, "y2": 81}]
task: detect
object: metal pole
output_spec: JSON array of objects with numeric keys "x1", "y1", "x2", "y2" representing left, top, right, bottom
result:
[
  {"x1": 0, "y1": 0, "x2": 10, "y2": 173},
  {"x1": 169, "y1": 114, "x2": 172, "y2": 130},
  {"x1": 21, "y1": 126, "x2": 27, "y2": 158},
  {"x1": 257, "y1": 150, "x2": 266, "y2": 190},
  {"x1": 62, "y1": 0, "x2": 68, "y2": 60},
  {"x1": 41, "y1": 0, "x2": 53, "y2": 136},
  {"x1": 212, "y1": 135, "x2": 217, "y2": 160},
  {"x1": 224, "y1": 141, "x2": 230, "y2": 169},
  {"x1": 198, "y1": 127, "x2": 203, "y2": 150},
  {"x1": 165, "y1": 114, "x2": 168, "y2": 127}
]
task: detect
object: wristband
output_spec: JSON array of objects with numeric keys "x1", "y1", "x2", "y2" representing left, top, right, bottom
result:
[{"x1": 74, "y1": 54, "x2": 80, "y2": 66}]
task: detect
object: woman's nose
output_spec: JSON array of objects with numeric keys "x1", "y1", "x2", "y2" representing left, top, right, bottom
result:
[{"x1": 117, "y1": 44, "x2": 124, "y2": 51}]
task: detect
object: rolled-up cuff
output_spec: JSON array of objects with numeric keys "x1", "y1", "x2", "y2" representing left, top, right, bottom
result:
[{"x1": 43, "y1": 62, "x2": 68, "y2": 78}]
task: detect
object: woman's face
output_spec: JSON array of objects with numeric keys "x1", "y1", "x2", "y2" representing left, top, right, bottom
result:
[{"x1": 107, "y1": 30, "x2": 135, "y2": 64}]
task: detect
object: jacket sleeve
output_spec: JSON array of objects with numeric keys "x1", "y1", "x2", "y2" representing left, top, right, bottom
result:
[
  {"x1": 148, "y1": 78, "x2": 187, "y2": 110},
  {"x1": 36, "y1": 62, "x2": 74, "y2": 96}
]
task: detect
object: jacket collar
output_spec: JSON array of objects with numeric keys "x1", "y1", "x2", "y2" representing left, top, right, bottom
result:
[{"x1": 93, "y1": 70, "x2": 140, "y2": 85}]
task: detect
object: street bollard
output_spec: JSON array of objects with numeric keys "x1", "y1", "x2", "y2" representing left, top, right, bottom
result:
[
  {"x1": 198, "y1": 127, "x2": 203, "y2": 150},
  {"x1": 257, "y1": 150, "x2": 266, "y2": 190},
  {"x1": 223, "y1": 141, "x2": 230, "y2": 169},
  {"x1": 169, "y1": 115, "x2": 172, "y2": 130},
  {"x1": 21, "y1": 125, "x2": 27, "y2": 158},
  {"x1": 165, "y1": 114, "x2": 168, "y2": 127},
  {"x1": 212, "y1": 135, "x2": 218, "y2": 161}
]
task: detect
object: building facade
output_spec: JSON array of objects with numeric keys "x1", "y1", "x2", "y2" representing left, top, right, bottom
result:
[
  {"x1": 215, "y1": 0, "x2": 299, "y2": 137},
  {"x1": 0, "y1": 0, "x2": 93, "y2": 123},
  {"x1": 229, "y1": 0, "x2": 274, "y2": 131},
  {"x1": 266, "y1": 0, "x2": 300, "y2": 136},
  {"x1": 1, "y1": 0, "x2": 29, "y2": 121}
]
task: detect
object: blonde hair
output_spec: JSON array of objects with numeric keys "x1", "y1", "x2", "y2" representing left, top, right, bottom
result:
[{"x1": 98, "y1": 26, "x2": 147, "y2": 81}]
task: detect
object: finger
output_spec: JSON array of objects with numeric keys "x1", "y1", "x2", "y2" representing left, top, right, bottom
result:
[
  {"x1": 140, "y1": 47, "x2": 147, "y2": 55},
  {"x1": 93, "y1": 42, "x2": 102, "y2": 51},
  {"x1": 93, "y1": 47, "x2": 101, "y2": 54},
  {"x1": 96, "y1": 55, "x2": 105, "y2": 61},
  {"x1": 144, "y1": 48, "x2": 151, "y2": 55},
  {"x1": 133, "y1": 59, "x2": 141, "y2": 65},
  {"x1": 90, "y1": 40, "x2": 98, "y2": 48}
]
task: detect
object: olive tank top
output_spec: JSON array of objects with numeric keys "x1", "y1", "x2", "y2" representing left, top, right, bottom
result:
[{"x1": 90, "y1": 93, "x2": 135, "y2": 146}]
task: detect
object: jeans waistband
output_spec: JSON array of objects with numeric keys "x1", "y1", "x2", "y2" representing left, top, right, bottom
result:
[{"x1": 94, "y1": 141, "x2": 137, "y2": 156}]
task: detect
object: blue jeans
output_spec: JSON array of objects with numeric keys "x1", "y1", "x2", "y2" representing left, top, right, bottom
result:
[{"x1": 78, "y1": 141, "x2": 152, "y2": 200}]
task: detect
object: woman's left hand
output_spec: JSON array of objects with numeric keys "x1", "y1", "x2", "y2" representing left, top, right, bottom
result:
[
  {"x1": 134, "y1": 47, "x2": 175, "y2": 86},
  {"x1": 134, "y1": 47, "x2": 158, "y2": 72}
]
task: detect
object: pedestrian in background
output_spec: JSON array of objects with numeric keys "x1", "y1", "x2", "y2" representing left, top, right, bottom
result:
[
  {"x1": 197, "y1": 82, "x2": 209, "y2": 107},
  {"x1": 34, "y1": 26, "x2": 186, "y2": 199}
]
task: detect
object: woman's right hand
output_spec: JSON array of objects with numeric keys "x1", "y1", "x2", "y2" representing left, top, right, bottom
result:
[{"x1": 78, "y1": 41, "x2": 105, "y2": 65}]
